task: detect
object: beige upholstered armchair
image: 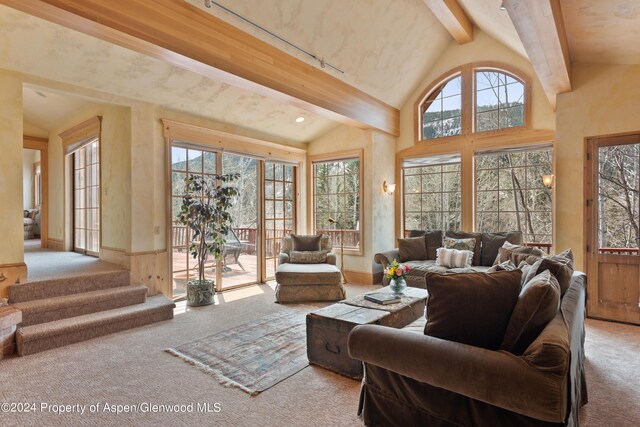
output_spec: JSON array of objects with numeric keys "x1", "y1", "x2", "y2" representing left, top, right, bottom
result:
[
  {"x1": 274, "y1": 234, "x2": 345, "y2": 303},
  {"x1": 23, "y1": 209, "x2": 39, "y2": 240}
]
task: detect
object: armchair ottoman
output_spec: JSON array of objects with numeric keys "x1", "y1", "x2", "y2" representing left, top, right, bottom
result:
[{"x1": 274, "y1": 235, "x2": 346, "y2": 303}]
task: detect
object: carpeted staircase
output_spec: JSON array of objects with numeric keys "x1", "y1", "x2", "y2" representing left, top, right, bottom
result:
[{"x1": 9, "y1": 271, "x2": 175, "y2": 356}]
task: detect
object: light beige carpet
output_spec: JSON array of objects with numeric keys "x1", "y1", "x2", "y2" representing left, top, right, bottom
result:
[
  {"x1": 24, "y1": 239, "x2": 123, "y2": 281},
  {"x1": 0, "y1": 281, "x2": 638, "y2": 426}
]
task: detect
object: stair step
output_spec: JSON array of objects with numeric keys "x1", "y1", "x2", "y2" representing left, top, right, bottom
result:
[
  {"x1": 13, "y1": 285, "x2": 149, "y2": 327},
  {"x1": 9, "y1": 270, "x2": 131, "y2": 303},
  {"x1": 16, "y1": 295, "x2": 175, "y2": 356}
]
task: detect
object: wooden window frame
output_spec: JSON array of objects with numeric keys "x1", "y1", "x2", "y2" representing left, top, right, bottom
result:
[
  {"x1": 309, "y1": 149, "x2": 364, "y2": 256},
  {"x1": 414, "y1": 63, "x2": 532, "y2": 145},
  {"x1": 402, "y1": 159, "x2": 462, "y2": 234},
  {"x1": 474, "y1": 146, "x2": 554, "y2": 246}
]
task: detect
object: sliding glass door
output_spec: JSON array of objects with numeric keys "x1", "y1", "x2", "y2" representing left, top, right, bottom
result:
[
  {"x1": 73, "y1": 138, "x2": 100, "y2": 256},
  {"x1": 264, "y1": 162, "x2": 296, "y2": 279},
  {"x1": 170, "y1": 142, "x2": 300, "y2": 297}
]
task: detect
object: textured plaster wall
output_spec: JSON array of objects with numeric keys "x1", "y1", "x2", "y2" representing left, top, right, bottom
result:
[
  {"x1": 48, "y1": 104, "x2": 132, "y2": 252},
  {"x1": 397, "y1": 30, "x2": 556, "y2": 152},
  {"x1": 307, "y1": 125, "x2": 396, "y2": 276},
  {"x1": 556, "y1": 63, "x2": 640, "y2": 271},
  {"x1": 0, "y1": 71, "x2": 24, "y2": 264}
]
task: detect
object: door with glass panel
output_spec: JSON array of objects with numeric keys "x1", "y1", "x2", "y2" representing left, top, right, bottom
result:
[
  {"x1": 170, "y1": 145, "x2": 218, "y2": 298},
  {"x1": 586, "y1": 134, "x2": 640, "y2": 324},
  {"x1": 220, "y1": 153, "x2": 259, "y2": 290},
  {"x1": 73, "y1": 138, "x2": 100, "y2": 256},
  {"x1": 264, "y1": 162, "x2": 296, "y2": 279}
]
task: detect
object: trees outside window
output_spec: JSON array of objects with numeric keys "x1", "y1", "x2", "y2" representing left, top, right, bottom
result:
[
  {"x1": 403, "y1": 158, "x2": 461, "y2": 232},
  {"x1": 475, "y1": 71, "x2": 525, "y2": 132},
  {"x1": 475, "y1": 148, "x2": 552, "y2": 244},
  {"x1": 313, "y1": 156, "x2": 361, "y2": 249},
  {"x1": 421, "y1": 75, "x2": 462, "y2": 140}
]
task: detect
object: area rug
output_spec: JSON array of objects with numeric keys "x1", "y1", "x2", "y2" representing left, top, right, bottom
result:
[{"x1": 165, "y1": 308, "x2": 309, "y2": 396}]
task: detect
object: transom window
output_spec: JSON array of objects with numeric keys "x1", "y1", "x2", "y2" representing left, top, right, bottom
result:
[
  {"x1": 403, "y1": 155, "x2": 462, "y2": 232},
  {"x1": 417, "y1": 64, "x2": 529, "y2": 142},
  {"x1": 421, "y1": 75, "x2": 462, "y2": 140},
  {"x1": 475, "y1": 147, "x2": 553, "y2": 245},
  {"x1": 475, "y1": 70, "x2": 525, "y2": 132},
  {"x1": 312, "y1": 154, "x2": 362, "y2": 251}
]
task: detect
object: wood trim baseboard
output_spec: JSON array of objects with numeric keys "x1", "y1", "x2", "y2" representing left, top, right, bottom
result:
[{"x1": 344, "y1": 270, "x2": 383, "y2": 285}]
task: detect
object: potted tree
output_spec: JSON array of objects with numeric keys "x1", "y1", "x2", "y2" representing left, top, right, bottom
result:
[{"x1": 177, "y1": 173, "x2": 239, "y2": 306}]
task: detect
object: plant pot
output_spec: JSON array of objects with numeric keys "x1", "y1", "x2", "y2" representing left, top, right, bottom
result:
[{"x1": 186, "y1": 280, "x2": 214, "y2": 307}]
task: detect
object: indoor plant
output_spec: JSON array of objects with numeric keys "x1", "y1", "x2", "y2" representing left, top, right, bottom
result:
[
  {"x1": 384, "y1": 259, "x2": 411, "y2": 295},
  {"x1": 177, "y1": 173, "x2": 239, "y2": 306}
]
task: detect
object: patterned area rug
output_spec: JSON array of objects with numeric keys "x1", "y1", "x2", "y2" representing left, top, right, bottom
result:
[{"x1": 165, "y1": 309, "x2": 308, "y2": 396}]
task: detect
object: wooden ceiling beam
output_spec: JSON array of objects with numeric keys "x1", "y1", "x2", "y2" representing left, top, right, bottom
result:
[
  {"x1": 505, "y1": 0, "x2": 572, "y2": 109},
  {"x1": 423, "y1": 0, "x2": 474, "y2": 44},
  {"x1": 0, "y1": 0, "x2": 399, "y2": 136}
]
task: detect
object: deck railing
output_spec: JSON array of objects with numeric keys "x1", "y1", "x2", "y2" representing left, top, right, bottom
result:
[{"x1": 599, "y1": 247, "x2": 640, "y2": 255}]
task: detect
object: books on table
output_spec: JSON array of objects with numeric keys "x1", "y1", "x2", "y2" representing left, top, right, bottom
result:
[{"x1": 364, "y1": 292, "x2": 401, "y2": 305}]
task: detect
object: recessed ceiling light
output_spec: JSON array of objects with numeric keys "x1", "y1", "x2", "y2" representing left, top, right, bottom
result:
[
  {"x1": 295, "y1": 117, "x2": 305, "y2": 123},
  {"x1": 500, "y1": 1, "x2": 507, "y2": 11}
]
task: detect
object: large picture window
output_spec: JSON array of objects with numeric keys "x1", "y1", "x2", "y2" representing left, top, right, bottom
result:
[
  {"x1": 312, "y1": 153, "x2": 362, "y2": 250},
  {"x1": 403, "y1": 155, "x2": 462, "y2": 232},
  {"x1": 475, "y1": 147, "x2": 553, "y2": 245}
]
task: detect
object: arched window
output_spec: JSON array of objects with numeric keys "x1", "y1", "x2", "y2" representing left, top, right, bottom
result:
[
  {"x1": 421, "y1": 75, "x2": 462, "y2": 140},
  {"x1": 416, "y1": 64, "x2": 530, "y2": 142},
  {"x1": 475, "y1": 70, "x2": 525, "y2": 132}
]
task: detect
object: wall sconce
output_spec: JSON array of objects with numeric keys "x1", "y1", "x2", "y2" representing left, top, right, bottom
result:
[
  {"x1": 383, "y1": 181, "x2": 396, "y2": 195},
  {"x1": 542, "y1": 174, "x2": 554, "y2": 188}
]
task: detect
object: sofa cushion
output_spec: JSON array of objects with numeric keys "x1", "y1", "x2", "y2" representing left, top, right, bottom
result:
[
  {"x1": 275, "y1": 263, "x2": 342, "y2": 286},
  {"x1": 494, "y1": 242, "x2": 544, "y2": 266},
  {"x1": 320, "y1": 234, "x2": 333, "y2": 253},
  {"x1": 424, "y1": 270, "x2": 522, "y2": 350},
  {"x1": 445, "y1": 231, "x2": 482, "y2": 266},
  {"x1": 409, "y1": 230, "x2": 442, "y2": 260},
  {"x1": 289, "y1": 250, "x2": 327, "y2": 264},
  {"x1": 535, "y1": 249, "x2": 575, "y2": 295},
  {"x1": 398, "y1": 236, "x2": 428, "y2": 262},
  {"x1": 435, "y1": 248, "x2": 473, "y2": 268},
  {"x1": 291, "y1": 234, "x2": 321, "y2": 251},
  {"x1": 486, "y1": 260, "x2": 517, "y2": 273},
  {"x1": 481, "y1": 231, "x2": 523, "y2": 266},
  {"x1": 443, "y1": 236, "x2": 476, "y2": 252},
  {"x1": 501, "y1": 270, "x2": 561, "y2": 355}
]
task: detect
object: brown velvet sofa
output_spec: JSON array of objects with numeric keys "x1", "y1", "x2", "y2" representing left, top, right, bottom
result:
[
  {"x1": 348, "y1": 272, "x2": 587, "y2": 426},
  {"x1": 375, "y1": 230, "x2": 524, "y2": 288}
]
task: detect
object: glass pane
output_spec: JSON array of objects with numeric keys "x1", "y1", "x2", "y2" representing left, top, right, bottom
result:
[
  {"x1": 421, "y1": 76, "x2": 461, "y2": 140},
  {"x1": 598, "y1": 143, "x2": 640, "y2": 253},
  {"x1": 172, "y1": 147, "x2": 187, "y2": 171},
  {"x1": 187, "y1": 149, "x2": 202, "y2": 173},
  {"x1": 203, "y1": 151, "x2": 217, "y2": 174}
]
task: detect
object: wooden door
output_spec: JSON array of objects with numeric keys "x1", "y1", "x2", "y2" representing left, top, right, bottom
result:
[{"x1": 585, "y1": 134, "x2": 640, "y2": 324}]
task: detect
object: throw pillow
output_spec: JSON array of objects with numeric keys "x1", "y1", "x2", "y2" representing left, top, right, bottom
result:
[
  {"x1": 281, "y1": 235, "x2": 293, "y2": 254},
  {"x1": 289, "y1": 250, "x2": 327, "y2": 264},
  {"x1": 445, "y1": 231, "x2": 482, "y2": 266},
  {"x1": 409, "y1": 230, "x2": 443, "y2": 260},
  {"x1": 291, "y1": 234, "x2": 321, "y2": 251},
  {"x1": 481, "y1": 231, "x2": 524, "y2": 267},
  {"x1": 319, "y1": 234, "x2": 333, "y2": 253},
  {"x1": 398, "y1": 236, "x2": 428, "y2": 262},
  {"x1": 534, "y1": 249, "x2": 575, "y2": 295},
  {"x1": 501, "y1": 270, "x2": 561, "y2": 355},
  {"x1": 486, "y1": 260, "x2": 518, "y2": 273},
  {"x1": 519, "y1": 259, "x2": 544, "y2": 287},
  {"x1": 424, "y1": 270, "x2": 522, "y2": 350},
  {"x1": 494, "y1": 242, "x2": 545, "y2": 266},
  {"x1": 443, "y1": 236, "x2": 476, "y2": 252},
  {"x1": 435, "y1": 247, "x2": 473, "y2": 268}
]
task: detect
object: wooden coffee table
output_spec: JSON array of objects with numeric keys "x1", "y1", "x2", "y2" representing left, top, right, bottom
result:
[{"x1": 306, "y1": 286, "x2": 428, "y2": 379}]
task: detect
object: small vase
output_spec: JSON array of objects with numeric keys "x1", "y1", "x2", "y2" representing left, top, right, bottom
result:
[
  {"x1": 390, "y1": 277, "x2": 407, "y2": 295},
  {"x1": 186, "y1": 280, "x2": 214, "y2": 307}
]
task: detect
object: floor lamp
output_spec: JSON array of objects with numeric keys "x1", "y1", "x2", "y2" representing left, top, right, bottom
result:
[{"x1": 327, "y1": 217, "x2": 346, "y2": 284}]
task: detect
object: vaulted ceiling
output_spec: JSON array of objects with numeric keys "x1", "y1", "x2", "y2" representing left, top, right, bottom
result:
[{"x1": 2, "y1": 1, "x2": 640, "y2": 144}]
